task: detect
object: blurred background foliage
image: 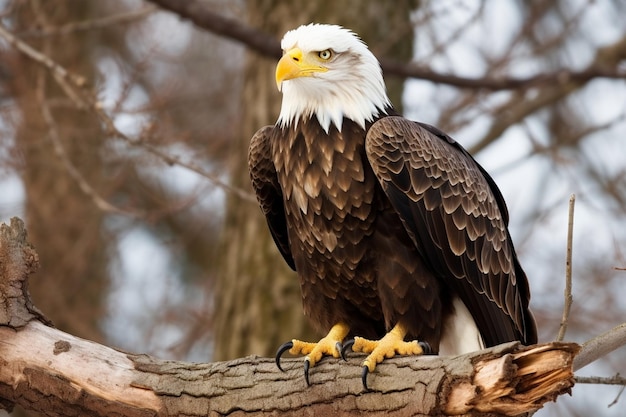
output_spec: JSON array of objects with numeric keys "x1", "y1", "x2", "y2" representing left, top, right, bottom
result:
[{"x1": 0, "y1": 0, "x2": 625, "y2": 416}]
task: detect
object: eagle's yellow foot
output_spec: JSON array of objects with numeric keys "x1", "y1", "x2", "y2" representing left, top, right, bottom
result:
[
  {"x1": 343, "y1": 323, "x2": 431, "y2": 390},
  {"x1": 275, "y1": 322, "x2": 350, "y2": 386}
]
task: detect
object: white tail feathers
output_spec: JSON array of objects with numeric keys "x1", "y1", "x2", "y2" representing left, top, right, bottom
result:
[{"x1": 439, "y1": 296, "x2": 485, "y2": 356}]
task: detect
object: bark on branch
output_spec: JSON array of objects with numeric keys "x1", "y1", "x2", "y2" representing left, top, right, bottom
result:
[{"x1": 0, "y1": 218, "x2": 579, "y2": 416}]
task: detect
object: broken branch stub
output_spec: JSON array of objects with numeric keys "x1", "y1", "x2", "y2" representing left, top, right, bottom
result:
[{"x1": 0, "y1": 217, "x2": 48, "y2": 327}]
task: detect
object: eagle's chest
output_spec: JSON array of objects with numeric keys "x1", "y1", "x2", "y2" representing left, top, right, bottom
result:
[{"x1": 273, "y1": 125, "x2": 378, "y2": 269}]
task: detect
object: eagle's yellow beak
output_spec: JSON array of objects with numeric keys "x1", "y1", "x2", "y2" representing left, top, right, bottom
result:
[{"x1": 276, "y1": 48, "x2": 328, "y2": 91}]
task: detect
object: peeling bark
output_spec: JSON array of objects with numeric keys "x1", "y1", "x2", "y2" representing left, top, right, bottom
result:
[
  {"x1": 0, "y1": 218, "x2": 578, "y2": 416},
  {"x1": 0, "y1": 218, "x2": 48, "y2": 328}
]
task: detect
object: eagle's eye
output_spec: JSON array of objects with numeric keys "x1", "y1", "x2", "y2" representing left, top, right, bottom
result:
[{"x1": 318, "y1": 49, "x2": 332, "y2": 60}]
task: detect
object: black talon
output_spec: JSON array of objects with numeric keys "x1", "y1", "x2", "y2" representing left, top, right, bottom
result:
[
  {"x1": 419, "y1": 341, "x2": 432, "y2": 355},
  {"x1": 361, "y1": 365, "x2": 370, "y2": 391},
  {"x1": 335, "y1": 342, "x2": 346, "y2": 361},
  {"x1": 304, "y1": 358, "x2": 311, "y2": 386},
  {"x1": 341, "y1": 338, "x2": 355, "y2": 360},
  {"x1": 276, "y1": 341, "x2": 293, "y2": 372}
]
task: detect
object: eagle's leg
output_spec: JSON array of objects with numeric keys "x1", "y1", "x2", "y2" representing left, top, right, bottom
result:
[
  {"x1": 349, "y1": 322, "x2": 431, "y2": 390},
  {"x1": 275, "y1": 322, "x2": 350, "y2": 385}
]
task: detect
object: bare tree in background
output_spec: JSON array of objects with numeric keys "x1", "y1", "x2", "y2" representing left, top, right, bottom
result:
[
  {"x1": 6, "y1": 1, "x2": 109, "y2": 344},
  {"x1": 0, "y1": 0, "x2": 241, "y2": 359},
  {"x1": 0, "y1": 0, "x2": 625, "y2": 416}
]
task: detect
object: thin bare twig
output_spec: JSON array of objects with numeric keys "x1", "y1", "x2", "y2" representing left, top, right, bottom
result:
[
  {"x1": 576, "y1": 374, "x2": 626, "y2": 386},
  {"x1": 576, "y1": 374, "x2": 626, "y2": 408},
  {"x1": 608, "y1": 385, "x2": 625, "y2": 408},
  {"x1": 110, "y1": 132, "x2": 257, "y2": 203},
  {"x1": 35, "y1": 67, "x2": 142, "y2": 218},
  {"x1": 557, "y1": 194, "x2": 575, "y2": 342},
  {"x1": 18, "y1": 6, "x2": 157, "y2": 38},
  {"x1": 0, "y1": 22, "x2": 88, "y2": 107},
  {"x1": 0, "y1": 21, "x2": 256, "y2": 205}
]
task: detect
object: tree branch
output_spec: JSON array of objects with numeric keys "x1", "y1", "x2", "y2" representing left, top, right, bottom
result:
[
  {"x1": 0, "y1": 217, "x2": 578, "y2": 416},
  {"x1": 147, "y1": 0, "x2": 281, "y2": 59},
  {"x1": 574, "y1": 322, "x2": 626, "y2": 372},
  {"x1": 146, "y1": 0, "x2": 626, "y2": 90}
]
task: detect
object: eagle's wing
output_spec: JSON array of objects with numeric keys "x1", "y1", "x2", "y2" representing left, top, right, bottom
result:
[
  {"x1": 365, "y1": 116, "x2": 536, "y2": 346},
  {"x1": 248, "y1": 126, "x2": 295, "y2": 270}
]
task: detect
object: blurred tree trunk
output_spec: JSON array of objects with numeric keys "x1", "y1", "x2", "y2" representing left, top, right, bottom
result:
[
  {"x1": 213, "y1": 0, "x2": 416, "y2": 361},
  {"x1": 9, "y1": 1, "x2": 109, "y2": 343}
]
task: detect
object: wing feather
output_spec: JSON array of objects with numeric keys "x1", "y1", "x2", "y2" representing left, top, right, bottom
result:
[
  {"x1": 365, "y1": 116, "x2": 537, "y2": 346},
  {"x1": 248, "y1": 126, "x2": 295, "y2": 270}
]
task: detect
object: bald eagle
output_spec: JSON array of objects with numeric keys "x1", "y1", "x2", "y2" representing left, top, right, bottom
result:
[{"x1": 248, "y1": 23, "x2": 537, "y2": 389}]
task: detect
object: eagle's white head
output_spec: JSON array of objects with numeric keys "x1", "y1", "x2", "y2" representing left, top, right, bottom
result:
[{"x1": 276, "y1": 24, "x2": 391, "y2": 133}]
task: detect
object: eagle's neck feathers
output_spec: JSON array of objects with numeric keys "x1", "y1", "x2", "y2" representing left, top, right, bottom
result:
[{"x1": 277, "y1": 78, "x2": 390, "y2": 133}]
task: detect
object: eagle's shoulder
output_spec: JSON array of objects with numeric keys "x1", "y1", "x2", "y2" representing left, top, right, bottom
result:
[{"x1": 366, "y1": 116, "x2": 510, "y2": 224}]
